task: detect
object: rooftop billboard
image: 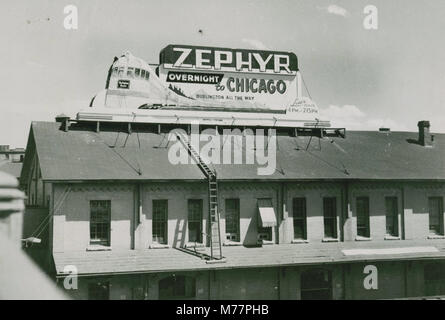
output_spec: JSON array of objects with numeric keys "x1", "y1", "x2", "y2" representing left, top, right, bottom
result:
[{"x1": 158, "y1": 44, "x2": 299, "y2": 109}]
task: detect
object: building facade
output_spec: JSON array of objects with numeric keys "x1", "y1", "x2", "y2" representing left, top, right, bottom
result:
[{"x1": 20, "y1": 120, "x2": 445, "y2": 300}]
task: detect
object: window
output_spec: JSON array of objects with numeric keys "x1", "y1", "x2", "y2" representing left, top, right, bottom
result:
[
  {"x1": 159, "y1": 275, "x2": 196, "y2": 300},
  {"x1": 118, "y1": 67, "x2": 124, "y2": 77},
  {"x1": 323, "y1": 197, "x2": 337, "y2": 239},
  {"x1": 258, "y1": 225, "x2": 272, "y2": 241},
  {"x1": 385, "y1": 197, "x2": 399, "y2": 236},
  {"x1": 127, "y1": 67, "x2": 134, "y2": 78},
  {"x1": 90, "y1": 200, "x2": 111, "y2": 246},
  {"x1": 225, "y1": 199, "x2": 240, "y2": 242},
  {"x1": 141, "y1": 69, "x2": 146, "y2": 79},
  {"x1": 135, "y1": 68, "x2": 140, "y2": 78},
  {"x1": 301, "y1": 269, "x2": 332, "y2": 300},
  {"x1": 88, "y1": 281, "x2": 110, "y2": 300},
  {"x1": 429, "y1": 197, "x2": 444, "y2": 235},
  {"x1": 257, "y1": 198, "x2": 276, "y2": 242},
  {"x1": 145, "y1": 70, "x2": 150, "y2": 80},
  {"x1": 424, "y1": 262, "x2": 445, "y2": 296},
  {"x1": 152, "y1": 200, "x2": 168, "y2": 244},
  {"x1": 188, "y1": 199, "x2": 203, "y2": 243},
  {"x1": 356, "y1": 197, "x2": 370, "y2": 238},
  {"x1": 293, "y1": 197, "x2": 307, "y2": 240}
]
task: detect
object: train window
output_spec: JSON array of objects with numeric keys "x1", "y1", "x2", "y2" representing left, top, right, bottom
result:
[
  {"x1": 127, "y1": 67, "x2": 134, "y2": 78},
  {"x1": 118, "y1": 67, "x2": 124, "y2": 77},
  {"x1": 135, "y1": 68, "x2": 140, "y2": 77},
  {"x1": 145, "y1": 70, "x2": 150, "y2": 80},
  {"x1": 113, "y1": 67, "x2": 118, "y2": 75},
  {"x1": 141, "y1": 69, "x2": 145, "y2": 78}
]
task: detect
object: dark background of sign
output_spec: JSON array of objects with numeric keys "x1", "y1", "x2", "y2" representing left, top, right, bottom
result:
[{"x1": 160, "y1": 44, "x2": 298, "y2": 72}]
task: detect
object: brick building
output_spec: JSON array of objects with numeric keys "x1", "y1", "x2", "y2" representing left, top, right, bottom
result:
[{"x1": 20, "y1": 119, "x2": 445, "y2": 300}]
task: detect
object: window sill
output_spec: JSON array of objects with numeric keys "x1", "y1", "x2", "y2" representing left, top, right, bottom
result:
[
  {"x1": 223, "y1": 241, "x2": 242, "y2": 246},
  {"x1": 258, "y1": 239, "x2": 274, "y2": 245},
  {"x1": 86, "y1": 245, "x2": 112, "y2": 251},
  {"x1": 427, "y1": 235, "x2": 445, "y2": 240},
  {"x1": 355, "y1": 236, "x2": 372, "y2": 241},
  {"x1": 149, "y1": 243, "x2": 170, "y2": 249},
  {"x1": 291, "y1": 239, "x2": 309, "y2": 244},
  {"x1": 184, "y1": 242, "x2": 205, "y2": 248},
  {"x1": 384, "y1": 235, "x2": 401, "y2": 240},
  {"x1": 322, "y1": 238, "x2": 339, "y2": 243}
]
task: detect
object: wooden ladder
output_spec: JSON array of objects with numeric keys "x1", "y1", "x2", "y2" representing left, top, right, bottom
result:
[{"x1": 175, "y1": 130, "x2": 223, "y2": 260}]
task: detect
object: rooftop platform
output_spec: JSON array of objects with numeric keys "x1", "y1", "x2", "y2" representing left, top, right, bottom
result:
[{"x1": 53, "y1": 239, "x2": 445, "y2": 277}]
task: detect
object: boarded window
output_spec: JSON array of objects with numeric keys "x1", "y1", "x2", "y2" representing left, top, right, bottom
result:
[
  {"x1": 301, "y1": 269, "x2": 332, "y2": 300},
  {"x1": 159, "y1": 275, "x2": 196, "y2": 299},
  {"x1": 424, "y1": 262, "x2": 445, "y2": 296},
  {"x1": 225, "y1": 198, "x2": 240, "y2": 242},
  {"x1": 88, "y1": 281, "x2": 110, "y2": 300},
  {"x1": 323, "y1": 197, "x2": 337, "y2": 239},
  {"x1": 385, "y1": 197, "x2": 398, "y2": 236},
  {"x1": 429, "y1": 197, "x2": 444, "y2": 235},
  {"x1": 153, "y1": 200, "x2": 168, "y2": 244},
  {"x1": 188, "y1": 199, "x2": 203, "y2": 243},
  {"x1": 293, "y1": 197, "x2": 307, "y2": 240},
  {"x1": 356, "y1": 197, "x2": 370, "y2": 237},
  {"x1": 90, "y1": 200, "x2": 111, "y2": 246}
]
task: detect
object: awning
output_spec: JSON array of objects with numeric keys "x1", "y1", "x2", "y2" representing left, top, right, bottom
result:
[{"x1": 257, "y1": 199, "x2": 277, "y2": 227}]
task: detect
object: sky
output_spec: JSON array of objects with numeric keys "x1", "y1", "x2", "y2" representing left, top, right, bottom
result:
[{"x1": 1, "y1": 0, "x2": 445, "y2": 148}]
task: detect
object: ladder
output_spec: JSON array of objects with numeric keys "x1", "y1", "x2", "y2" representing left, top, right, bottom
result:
[{"x1": 175, "y1": 130, "x2": 223, "y2": 260}]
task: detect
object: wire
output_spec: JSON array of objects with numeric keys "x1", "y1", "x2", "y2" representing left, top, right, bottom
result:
[{"x1": 300, "y1": 72, "x2": 312, "y2": 100}]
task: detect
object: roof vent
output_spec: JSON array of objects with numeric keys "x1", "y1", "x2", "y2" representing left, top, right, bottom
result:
[
  {"x1": 417, "y1": 120, "x2": 434, "y2": 147},
  {"x1": 55, "y1": 114, "x2": 70, "y2": 132}
]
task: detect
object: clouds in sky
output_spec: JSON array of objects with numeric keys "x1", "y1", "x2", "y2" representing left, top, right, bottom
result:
[
  {"x1": 318, "y1": 4, "x2": 349, "y2": 17},
  {"x1": 320, "y1": 104, "x2": 409, "y2": 131},
  {"x1": 241, "y1": 38, "x2": 269, "y2": 50}
]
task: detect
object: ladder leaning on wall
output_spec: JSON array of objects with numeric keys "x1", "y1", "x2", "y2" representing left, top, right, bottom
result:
[{"x1": 174, "y1": 130, "x2": 223, "y2": 261}]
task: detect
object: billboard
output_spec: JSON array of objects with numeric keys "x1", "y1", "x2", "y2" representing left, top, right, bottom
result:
[{"x1": 158, "y1": 44, "x2": 299, "y2": 109}]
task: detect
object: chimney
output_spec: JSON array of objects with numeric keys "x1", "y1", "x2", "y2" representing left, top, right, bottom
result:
[
  {"x1": 55, "y1": 114, "x2": 70, "y2": 132},
  {"x1": 418, "y1": 120, "x2": 434, "y2": 147}
]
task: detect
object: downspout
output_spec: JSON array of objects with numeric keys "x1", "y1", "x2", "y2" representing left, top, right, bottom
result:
[
  {"x1": 401, "y1": 184, "x2": 405, "y2": 240},
  {"x1": 132, "y1": 183, "x2": 142, "y2": 250},
  {"x1": 342, "y1": 181, "x2": 349, "y2": 242}
]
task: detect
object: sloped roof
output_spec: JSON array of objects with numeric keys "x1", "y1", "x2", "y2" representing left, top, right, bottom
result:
[
  {"x1": 53, "y1": 239, "x2": 445, "y2": 277},
  {"x1": 24, "y1": 121, "x2": 445, "y2": 182},
  {"x1": 0, "y1": 162, "x2": 22, "y2": 179}
]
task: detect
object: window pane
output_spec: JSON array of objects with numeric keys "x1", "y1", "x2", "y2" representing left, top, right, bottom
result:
[
  {"x1": 90, "y1": 200, "x2": 110, "y2": 246},
  {"x1": 153, "y1": 200, "x2": 168, "y2": 244},
  {"x1": 356, "y1": 197, "x2": 370, "y2": 237},
  {"x1": 127, "y1": 67, "x2": 134, "y2": 78},
  {"x1": 135, "y1": 68, "x2": 140, "y2": 77},
  {"x1": 323, "y1": 198, "x2": 337, "y2": 238},
  {"x1": 225, "y1": 199, "x2": 240, "y2": 241},
  {"x1": 293, "y1": 198, "x2": 307, "y2": 239},
  {"x1": 429, "y1": 197, "x2": 443, "y2": 235},
  {"x1": 385, "y1": 197, "x2": 398, "y2": 236},
  {"x1": 188, "y1": 200, "x2": 202, "y2": 242}
]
